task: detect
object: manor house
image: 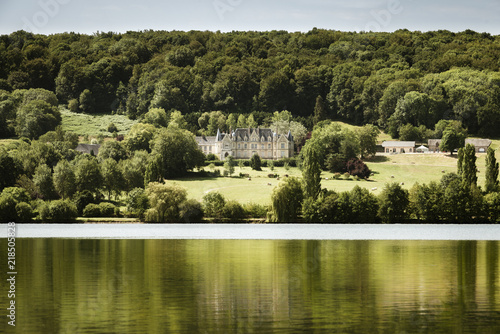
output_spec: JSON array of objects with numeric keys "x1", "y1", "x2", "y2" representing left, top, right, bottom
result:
[{"x1": 196, "y1": 128, "x2": 294, "y2": 160}]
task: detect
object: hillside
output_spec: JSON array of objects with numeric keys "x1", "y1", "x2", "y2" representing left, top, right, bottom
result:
[{"x1": 1, "y1": 29, "x2": 500, "y2": 140}]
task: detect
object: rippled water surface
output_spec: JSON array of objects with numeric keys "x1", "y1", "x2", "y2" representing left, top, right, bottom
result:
[{"x1": 2, "y1": 239, "x2": 500, "y2": 333}]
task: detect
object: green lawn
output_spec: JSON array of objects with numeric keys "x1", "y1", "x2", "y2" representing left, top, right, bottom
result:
[
  {"x1": 167, "y1": 150, "x2": 499, "y2": 205},
  {"x1": 60, "y1": 108, "x2": 138, "y2": 137}
]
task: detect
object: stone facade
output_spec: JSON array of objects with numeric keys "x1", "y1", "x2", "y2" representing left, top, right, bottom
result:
[
  {"x1": 381, "y1": 141, "x2": 416, "y2": 153},
  {"x1": 196, "y1": 128, "x2": 294, "y2": 160},
  {"x1": 428, "y1": 138, "x2": 492, "y2": 153}
]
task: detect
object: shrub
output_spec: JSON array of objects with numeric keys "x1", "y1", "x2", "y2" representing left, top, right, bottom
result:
[
  {"x1": 346, "y1": 158, "x2": 371, "y2": 179},
  {"x1": 206, "y1": 160, "x2": 224, "y2": 167},
  {"x1": 0, "y1": 193, "x2": 17, "y2": 222},
  {"x1": 250, "y1": 154, "x2": 262, "y2": 171},
  {"x1": 126, "y1": 188, "x2": 149, "y2": 218},
  {"x1": 49, "y1": 200, "x2": 78, "y2": 222},
  {"x1": 206, "y1": 153, "x2": 218, "y2": 161},
  {"x1": 179, "y1": 199, "x2": 204, "y2": 223},
  {"x1": 222, "y1": 200, "x2": 245, "y2": 220},
  {"x1": 74, "y1": 190, "x2": 94, "y2": 215},
  {"x1": 36, "y1": 201, "x2": 50, "y2": 222},
  {"x1": 15, "y1": 202, "x2": 33, "y2": 222},
  {"x1": 343, "y1": 173, "x2": 351, "y2": 180},
  {"x1": 107, "y1": 123, "x2": 118, "y2": 133},
  {"x1": 268, "y1": 160, "x2": 274, "y2": 171},
  {"x1": 333, "y1": 173, "x2": 341, "y2": 180},
  {"x1": 83, "y1": 203, "x2": 101, "y2": 217},
  {"x1": 243, "y1": 203, "x2": 268, "y2": 218},
  {"x1": 99, "y1": 202, "x2": 117, "y2": 217},
  {"x1": 203, "y1": 192, "x2": 226, "y2": 218}
]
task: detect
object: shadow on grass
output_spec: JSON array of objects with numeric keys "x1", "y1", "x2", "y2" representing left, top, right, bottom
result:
[{"x1": 365, "y1": 155, "x2": 390, "y2": 163}]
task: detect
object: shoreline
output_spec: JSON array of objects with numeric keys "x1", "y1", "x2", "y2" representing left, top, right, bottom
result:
[{"x1": 4, "y1": 224, "x2": 500, "y2": 240}]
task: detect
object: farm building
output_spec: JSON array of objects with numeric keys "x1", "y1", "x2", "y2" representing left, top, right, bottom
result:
[
  {"x1": 382, "y1": 141, "x2": 416, "y2": 153},
  {"x1": 196, "y1": 128, "x2": 294, "y2": 160},
  {"x1": 428, "y1": 138, "x2": 492, "y2": 153},
  {"x1": 75, "y1": 143, "x2": 100, "y2": 155}
]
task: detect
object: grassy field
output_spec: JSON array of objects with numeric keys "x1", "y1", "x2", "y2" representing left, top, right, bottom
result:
[
  {"x1": 0, "y1": 138, "x2": 19, "y2": 147},
  {"x1": 330, "y1": 120, "x2": 392, "y2": 143},
  {"x1": 60, "y1": 108, "x2": 138, "y2": 137},
  {"x1": 166, "y1": 150, "x2": 500, "y2": 205}
]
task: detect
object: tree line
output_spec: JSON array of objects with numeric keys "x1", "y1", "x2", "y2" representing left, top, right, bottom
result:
[
  {"x1": 1, "y1": 29, "x2": 500, "y2": 138},
  {"x1": 268, "y1": 128, "x2": 500, "y2": 223}
]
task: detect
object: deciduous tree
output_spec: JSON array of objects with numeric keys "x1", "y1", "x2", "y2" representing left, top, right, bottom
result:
[{"x1": 269, "y1": 177, "x2": 303, "y2": 222}]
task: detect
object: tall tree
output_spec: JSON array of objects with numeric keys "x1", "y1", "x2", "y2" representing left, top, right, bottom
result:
[
  {"x1": 101, "y1": 158, "x2": 124, "y2": 200},
  {"x1": 312, "y1": 95, "x2": 326, "y2": 126},
  {"x1": 378, "y1": 183, "x2": 409, "y2": 223},
  {"x1": 33, "y1": 164, "x2": 57, "y2": 200},
  {"x1": 74, "y1": 156, "x2": 103, "y2": 195},
  {"x1": 358, "y1": 124, "x2": 380, "y2": 159},
  {"x1": 150, "y1": 127, "x2": 205, "y2": 179},
  {"x1": 462, "y1": 143, "x2": 477, "y2": 188},
  {"x1": 15, "y1": 100, "x2": 61, "y2": 139},
  {"x1": 224, "y1": 155, "x2": 235, "y2": 176},
  {"x1": 440, "y1": 127, "x2": 465, "y2": 156},
  {"x1": 53, "y1": 160, "x2": 76, "y2": 199},
  {"x1": 485, "y1": 147, "x2": 499, "y2": 193},
  {"x1": 145, "y1": 182, "x2": 188, "y2": 222},
  {"x1": 301, "y1": 140, "x2": 322, "y2": 200},
  {"x1": 269, "y1": 177, "x2": 304, "y2": 222}
]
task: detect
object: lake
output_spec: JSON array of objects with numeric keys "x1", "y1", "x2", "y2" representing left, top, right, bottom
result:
[{"x1": 2, "y1": 237, "x2": 500, "y2": 333}]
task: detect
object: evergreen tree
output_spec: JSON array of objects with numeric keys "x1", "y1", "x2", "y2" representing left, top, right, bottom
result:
[
  {"x1": 457, "y1": 147, "x2": 464, "y2": 175},
  {"x1": 462, "y1": 144, "x2": 477, "y2": 188},
  {"x1": 250, "y1": 154, "x2": 262, "y2": 171},
  {"x1": 485, "y1": 147, "x2": 499, "y2": 193},
  {"x1": 312, "y1": 95, "x2": 326, "y2": 126}
]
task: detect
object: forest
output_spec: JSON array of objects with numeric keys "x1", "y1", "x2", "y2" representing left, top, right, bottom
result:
[{"x1": 0, "y1": 28, "x2": 500, "y2": 138}]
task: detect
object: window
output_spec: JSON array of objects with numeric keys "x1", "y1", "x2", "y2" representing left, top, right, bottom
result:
[
  {"x1": 281, "y1": 151, "x2": 285, "y2": 158},
  {"x1": 268, "y1": 144, "x2": 271, "y2": 149},
  {"x1": 281, "y1": 143, "x2": 285, "y2": 149},
  {"x1": 386, "y1": 148, "x2": 389, "y2": 153},
  {"x1": 244, "y1": 144, "x2": 247, "y2": 149},
  {"x1": 261, "y1": 144, "x2": 264, "y2": 149},
  {"x1": 209, "y1": 146, "x2": 212, "y2": 152},
  {"x1": 238, "y1": 143, "x2": 240, "y2": 149}
]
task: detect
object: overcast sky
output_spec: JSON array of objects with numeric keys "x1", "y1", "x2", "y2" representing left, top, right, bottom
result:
[{"x1": 0, "y1": 0, "x2": 499, "y2": 35}]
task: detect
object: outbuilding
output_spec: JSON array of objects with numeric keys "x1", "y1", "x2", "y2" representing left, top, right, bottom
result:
[{"x1": 382, "y1": 141, "x2": 416, "y2": 154}]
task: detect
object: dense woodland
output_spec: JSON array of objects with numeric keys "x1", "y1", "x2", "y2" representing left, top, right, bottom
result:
[
  {"x1": 1, "y1": 29, "x2": 500, "y2": 137},
  {"x1": 1, "y1": 28, "x2": 500, "y2": 223}
]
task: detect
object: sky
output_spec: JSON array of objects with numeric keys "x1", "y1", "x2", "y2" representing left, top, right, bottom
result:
[{"x1": 0, "y1": 0, "x2": 499, "y2": 35}]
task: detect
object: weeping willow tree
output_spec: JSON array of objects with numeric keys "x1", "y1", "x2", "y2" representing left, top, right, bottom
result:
[
  {"x1": 301, "y1": 139, "x2": 322, "y2": 200},
  {"x1": 268, "y1": 177, "x2": 304, "y2": 222}
]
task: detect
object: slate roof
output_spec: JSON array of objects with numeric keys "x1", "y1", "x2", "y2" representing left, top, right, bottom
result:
[
  {"x1": 428, "y1": 138, "x2": 491, "y2": 148},
  {"x1": 465, "y1": 138, "x2": 492, "y2": 147},
  {"x1": 75, "y1": 144, "x2": 100, "y2": 155},
  {"x1": 382, "y1": 141, "x2": 416, "y2": 148},
  {"x1": 195, "y1": 136, "x2": 217, "y2": 145},
  {"x1": 233, "y1": 128, "x2": 275, "y2": 141}
]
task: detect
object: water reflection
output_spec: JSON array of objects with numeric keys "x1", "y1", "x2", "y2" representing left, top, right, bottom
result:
[{"x1": 2, "y1": 239, "x2": 499, "y2": 333}]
